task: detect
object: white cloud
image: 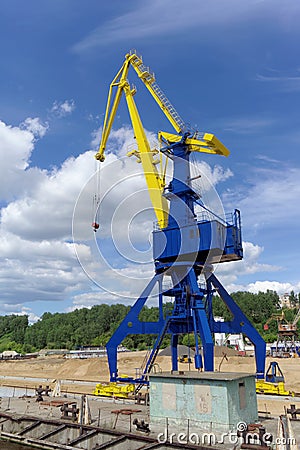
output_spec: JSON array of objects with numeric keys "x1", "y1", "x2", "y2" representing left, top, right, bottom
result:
[
  {"x1": 1, "y1": 151, "x2": 97, "y2": 241},
  {"x1": 0, "y1": 122, "x2": 32, "y2": 173},
  {"x1": 192, "y1": 160, "x2": 233, "y2": 187},
  {"x1": 90, "y1": 125, "x2": 137, "y2": 153},
  {"x1": 0, "y1": 303, "x2": 40, "y2": 323},
  {"x1": 0, "y1": 120, "x2": 297, "y2": 315},
  {"x1": 72, "y1": 0, "x2": 300, "y2": 53},
  {"x1": 51, "y1": 99, "x2": 75, "y2": 117},
  {"x1": 11, "y1": 306, "x2": 40, "y2": 324},
  {"x1": 0, "y1": 118, "x2": 95, "y2": 308},
  {"x1": 256, "y1": 72, "x2": 300, "y2": 92},
  {"x1": 223, "y1": 117, "x2": 274, "y2": 134},
  {"x1": 246, "y1": 280, "x2": 300, "y2": 295},
  {"x1": 213, "y1": 242, "x2": 300, "y2": 295},
  {"x1": 214, "y1": 241, "x2": 281, "y2": 285},
  {"x1": 224, "y1": 165, "x2": 300, "y2": 229},
  {"x1": 21, "y1": 117, "x2": 49, "y2": 138},
  {"x1": 0, "y1": 119, "x2": 48, "y2": 202},
  {"x1": 68, "y1": 290, "x2": 134, "y2": 311},
  {"x1": 0, "y1": 123, "x2": 159, "y2": 310},
  {"x1": 0, "y1": 230, "x2": 88, "y2": 305}
]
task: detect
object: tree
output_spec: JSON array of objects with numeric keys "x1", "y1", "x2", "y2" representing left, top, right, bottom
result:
[
  {"x1": 182, "y1": 333, "x2": 196, "y2": 347},
  {"x1": 289, "y1": 291, "x2": 298, "y2": 308},
  {"x1": 0, "y1": 288, "x2": 293, "y2": 352}
]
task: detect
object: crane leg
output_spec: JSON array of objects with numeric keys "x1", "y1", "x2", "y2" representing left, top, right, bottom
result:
[
  {"x1": 187, "y1": 270, "x2": 214, "y2": 371},
  {"x1": 207, "y1": 273, "x2": 266, "y2": 378},
  {"x1": 171, "y1": 334, "x2": 178, "y2": 372},
  {"x1": 106, "y1": 273, "x2": 163, "y2": 381}
]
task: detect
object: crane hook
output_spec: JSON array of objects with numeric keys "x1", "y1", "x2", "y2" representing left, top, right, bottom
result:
[{"x1": 92, "y1": 222, "x2": 100, "y2": 232}]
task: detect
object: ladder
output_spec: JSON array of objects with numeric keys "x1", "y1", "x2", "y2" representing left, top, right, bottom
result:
[
  {"x1": 135, "y1": 318, "x2": 170, "y2": 394},
  {"x1": 129, "y1": 51, "x2": 186, "y2": 133}
]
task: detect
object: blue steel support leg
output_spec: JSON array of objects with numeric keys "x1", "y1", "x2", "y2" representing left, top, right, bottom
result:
[
  {"x1": 171, "y1": 334, "x2": 178, "y2": 372},
  {"x1": 188, "y1": 270, "x2": 214, "y2": 371},
  {"x1": 205, "y1": 285, "x2": 214, "y2": 330},
  {"x1": 207, "y1": 273, "x2": 266, "y2": 378},
  {"x1": 106, "y1": 273, "x2": 163, "y2": 381},
  {"x1": 192, "y1": 309, "x2": 203, "y2": 369},
  {"x1": 192, "y1": 305, "x2": 214, "y2": 371},
  {"x1": 158, "y1": 277, "x2": 164, "y2": 322}
]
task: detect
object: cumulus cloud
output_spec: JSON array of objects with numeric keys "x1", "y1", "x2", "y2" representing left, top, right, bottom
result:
[
  {"x1": 0, "y1": 120, "x2": 47, "y2": 201},
  {"x1": 191, "y1": 160, "x2": 233, "y2": 188},
  {"x1": 0, "y1": 303, "x2": 40, "y2": 324},
  {"x1": 21, "y1": 117, "x2": 49, "y2": 138},
  {"x1": 0, "y1": 122, "x2": 160, "y2": 312},
  {"x1": 0, "y1": 120, "x2": 296, "y2": 316},
  {"x1": 1, "y1": 151, "x2": 97, "y2": 241},
  {"x1": 213, "y1": 242, "x2": 300, "y2": 295},
  {"x1": 0, "y1": 117, "x2": 93, "y2": 311},
  {"x1": 214, "y1": 241, "x2": 281, "y2": 285},
  {"x1": 246, "y1": 280, "x2": 300, "y2": 295},
  {"x1": 223, "y1": 165, "x2": 300, "y2": 229},
  {"x1": 0, "y1": 229, "x2": 89, "y2": 305},
  {"x1": 51, "y1": 99, "x2": 75, "y2": 117}
]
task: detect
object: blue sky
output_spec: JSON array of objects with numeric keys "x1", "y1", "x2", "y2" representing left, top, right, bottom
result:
[{"x1": 0, "y1": 0, "x2": 300, "y2": 320}]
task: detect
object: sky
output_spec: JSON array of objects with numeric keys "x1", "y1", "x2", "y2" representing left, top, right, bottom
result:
[{"x1": 0, "y1": 0, "x2": 300, "y2": 321}]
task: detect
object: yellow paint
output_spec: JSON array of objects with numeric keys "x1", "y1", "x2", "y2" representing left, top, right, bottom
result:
[
  {"x1": 93, "y1": 382, "x2": 135, "y2": 398},
  {"x1": 256, "y1": 380, "x2": 293, "y2": 396},
  {"x1": 127, "y1": 52, "x2": 184, "y2": 134},
  {"x1": 159, "y1": 131, "x2": 230, "y2": 156},
  {"x1": 95, "y1": 50, "x2": 231, "y2": 230}
]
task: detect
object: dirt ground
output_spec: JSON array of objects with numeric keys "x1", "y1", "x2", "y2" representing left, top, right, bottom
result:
[{"x1": 0, "y1": 352, "x2": 298, "y2": 416}]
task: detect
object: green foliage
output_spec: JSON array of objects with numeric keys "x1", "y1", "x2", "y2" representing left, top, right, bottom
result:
[
  {"x1": 0, "y1": 290, "x2": 297, "y2": 353},
  {"x1": 0, "y1": 315, "x2": 28, "y2": 344},
  {"x1": 24, "y1": 304, "x2": 131, "y2": 350},
  {"x1": 182, "y1": 333, "x2": 197, "y2": 347},
  {"x1": 138, "y1": 306, "x2": 159, "y2": 322},
  {"x1": 230, "y1": 290, "x2": 280, "y2": 325},
  {"x1": 213, "y1": 290, "x2": 280, "y2": 337},
  {"x1": 289, "y1": 291, "x2": 299, "y2": 308},
  {"x1": 262, "y1": 332, "x2": 277, "y2": 343}
]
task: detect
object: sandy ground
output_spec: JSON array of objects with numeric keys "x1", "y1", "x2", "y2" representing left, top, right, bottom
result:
[{"x1": 0, "y1": 352, "x2": 298, "y2": 417}]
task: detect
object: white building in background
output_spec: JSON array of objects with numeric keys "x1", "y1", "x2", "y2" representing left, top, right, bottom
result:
[
  {"x1": 214, "y1": 316, "x2": 226, "y2": 346},
  {"x1": 0, "y1": 350, "x2": 20, "y2": 359},
  {"x1": 227, "y1": 334, "x2": 245, "y2": 352},
  {"x1": 279, "y1": 293, "x2": 292, "y2": 309}
]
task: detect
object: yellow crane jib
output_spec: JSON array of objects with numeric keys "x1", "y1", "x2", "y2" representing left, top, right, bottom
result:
[
  {"x1": 94, "y1": 54, "x2": 168, "y2": 228},
  {"x1": 95, "y1": 50, "x2": 230, "y2": 230},
  {"x1": 126, "y1": 51, "x2": 186, "y2": 134}
]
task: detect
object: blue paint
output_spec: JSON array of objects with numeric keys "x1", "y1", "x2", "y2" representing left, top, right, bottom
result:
[{"x1": 106, "y1": 137, "x2": 266, "y2": 383}]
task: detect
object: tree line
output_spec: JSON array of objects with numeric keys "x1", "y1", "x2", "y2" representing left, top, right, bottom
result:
[{"x1": 0, "y1": 290, "x2": 299, "y2": 354}]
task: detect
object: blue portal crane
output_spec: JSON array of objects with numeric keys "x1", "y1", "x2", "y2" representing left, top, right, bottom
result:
[{"x1": 95, "y1": 50, "x2": 266, "y2": 384}]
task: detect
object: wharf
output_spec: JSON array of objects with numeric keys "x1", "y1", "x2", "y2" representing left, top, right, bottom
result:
[
  {"x1": 0, "y1": 394, "x2": 209, "y2": 450},
  {"x1": 0, "y1": 392, "x2": 299, "y2": 449}
]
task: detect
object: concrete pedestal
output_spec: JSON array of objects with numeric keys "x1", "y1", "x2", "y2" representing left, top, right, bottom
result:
[{"x1": 149, "y1": 371, "x2": 258, "y2": 432}]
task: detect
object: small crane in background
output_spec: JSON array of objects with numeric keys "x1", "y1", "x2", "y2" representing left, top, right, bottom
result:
[{"x1": 264, "y1": 308, "x2": 300, "y2": 357}]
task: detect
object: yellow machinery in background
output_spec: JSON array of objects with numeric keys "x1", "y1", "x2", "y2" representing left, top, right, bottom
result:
[
  {"x1": 256, "y1": 361, "x2": 294, "y2": 396},
  {"x1": 93, "y1": 382, "x2": 135, "y2": 398},
  {"x1": 178, "y1": 354, "x2": 192, "y2": 363}
]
